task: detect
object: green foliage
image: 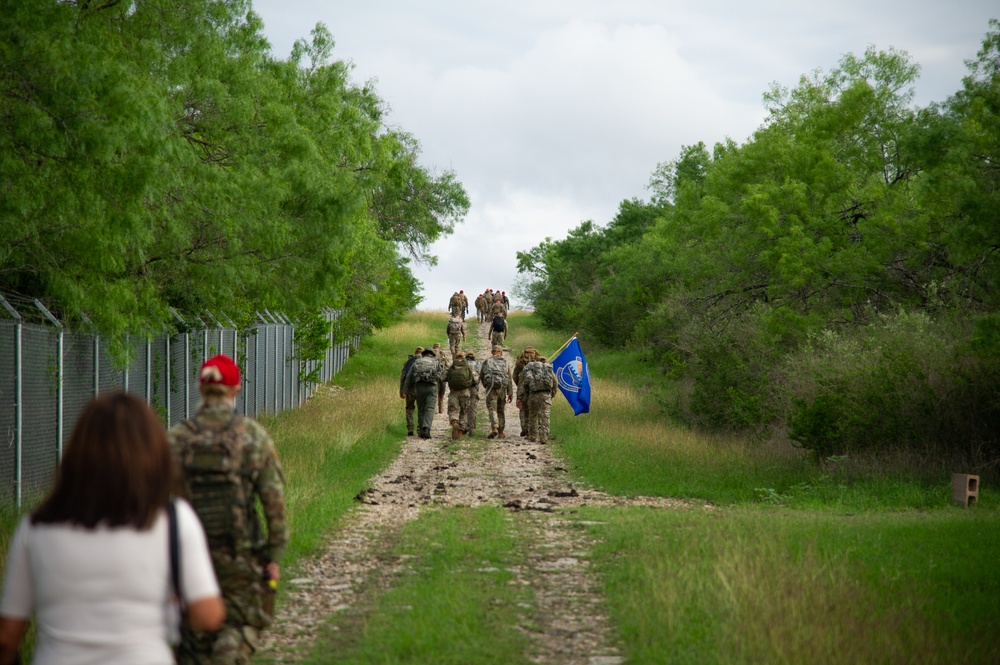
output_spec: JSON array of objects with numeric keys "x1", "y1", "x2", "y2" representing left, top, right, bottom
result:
[
  {"x1": 517, "y1": 27, "x2": 1000, "y2": 463},
  {"x1": 0, "y1": 2, "x2": 467, "y2": 351}
]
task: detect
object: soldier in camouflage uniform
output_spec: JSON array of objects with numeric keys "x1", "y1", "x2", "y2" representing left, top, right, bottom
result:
[
  {"x1": 445, "y1": 351, "x2": 474, "y2": 440},
  {"x1": 464, "y1": 351, "x2": 480, "y2": 436},
  {"x1": 475, "y1": 294, "x2": 487, "y2": 322},
  {"x1": 399, "y1": 346, "x2": 423, "y2": 436},
  {"x1": 168, "y1": 354, "x2": 288, "y2": 665},
  {"x1": 447, "y1": 315, "x2": 466, "y2": 357},
  {"x1": 481, "y1": 344, "x2": 513, "y2": 439},
  {"x1": 512, "y1": 347, "x2": 539, "y2": 437},
  {"x1": 489, "y1": 314, "x2": 507, "y2": 347},
  {"x1": 459, "y1": 290, "x2": 469, "y2": 320},
  {"x1": 433, "y1": 343, "x2": 449, "y2": 414},
  {"x1": 489, "y1": 297, "x2": 507, "y2": 320},
  {"x1": 516, "y1": 356, "x2": 558, "y2": 443},
  {"x1": 402, "y1": 348, "x2": 443, "y2": 439},
  {"x1": 448, "y1": 291, "x2": 463, "y2": 317}
]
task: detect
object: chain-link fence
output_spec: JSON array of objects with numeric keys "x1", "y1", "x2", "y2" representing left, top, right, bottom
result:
[{"x1": 0, "y1": 297, "x2": 358, "y2": 507}]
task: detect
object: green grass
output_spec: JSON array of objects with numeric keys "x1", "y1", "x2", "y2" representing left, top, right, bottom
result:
[
  {"x1": 302, "y1": 506, "x2": 533, "y2": 665},
  {"x1": 579, "y1": 506, "x2": 1000, "y2": 665}
]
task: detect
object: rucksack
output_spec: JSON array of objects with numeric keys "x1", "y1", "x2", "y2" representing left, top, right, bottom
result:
[
  {"x1": 447, "y1": 356, "x2": 474, "y2": 390},
  {"x1": 491, "y1": 316, "x2": 505, "y2": 333},
  {"x1": 411, "y1": 356, "x2": 440, "y2": 384},
  {"x1": 447, "y1": 317, "x2": 463, "y2": 335},
  {"x1": 481, "y1": 357, "x2": 510, "y2": 389},
  {"x1": 522, "y1": 361, "x2": 555, "y2": 393},
  {"x1": 177, "y1": 416, "x2": 258, "y2": 551}
]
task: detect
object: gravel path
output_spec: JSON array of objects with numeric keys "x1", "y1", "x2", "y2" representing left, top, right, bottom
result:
[{"x1": 259, "y1": 322, "x2": 696, "y2": 664}]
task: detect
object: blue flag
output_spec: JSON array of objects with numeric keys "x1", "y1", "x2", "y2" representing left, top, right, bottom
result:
[{"x1": 551, "y1": 337, "x2": 590, "y2": 415}]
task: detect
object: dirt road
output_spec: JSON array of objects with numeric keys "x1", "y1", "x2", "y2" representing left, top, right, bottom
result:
[{"x1": 260, "y1": 321, "x2": 690, "y2": 664}]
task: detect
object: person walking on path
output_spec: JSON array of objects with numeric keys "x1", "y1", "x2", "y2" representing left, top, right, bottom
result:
[
  {"x1": 481, "y1": 344, "x2": 513, "y2": 439},
  {"x1": 168, "y1": 354, "x2": 289, "y2": 665},
  {"x1": 517, "y1": 356, "x2": 558, "y2": 444},
  {"x1": 399, "y1": 346, "x2": 423, "y2": 436},
  {"x1": 489, "y1": 314, "x2": 507, "y2": 348},
  {"x1": 513, "y1": 347, "x2": 540, "y2": 437},
  {"x1": 433, "y1": 343, "x2": 449, "y2": 414},
  {"x1": 464, "y1": 351, "x2": 481, "y2": 437},
  {"x1": 403, "y1": 348, "x2": 444, "y2": 439},
  {"x1": 445, "y1": 351, "x2": 475, "y2": 440},
  {"x1": 447, "y1": 315, "x2": 466, "y2": 357},
  {"x1": 0, "y1": 392, "x2": 224, "y2": 665}
]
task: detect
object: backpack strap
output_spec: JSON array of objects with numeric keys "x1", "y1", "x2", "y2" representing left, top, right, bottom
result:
[{"x1": 167, "y1": 499, "x2": 182, "y2": 602}]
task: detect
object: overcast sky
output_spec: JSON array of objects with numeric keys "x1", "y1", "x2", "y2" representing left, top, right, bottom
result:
[{"x1": 251, "y1": 1, "x2": 997, "y2": 311}]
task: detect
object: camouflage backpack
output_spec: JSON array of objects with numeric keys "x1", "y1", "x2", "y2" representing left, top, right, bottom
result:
[
  {"x1": 411, "y1": 356, "x2": 440, "y2": 384},
  {"x1": 447, "y1": 355, "x2": 475, "y2": 390},
  {"x1": 481, "y1": 357, "x2": 510, "y2": 389},
  {"x1": 521, "y1": 360, "x2": 555, "y2": 393},
  {"x1": 447, "y1": 317, "x2": 463, "y2": 335},
  {"x1": 177, "y1": 416, "x2": 259, "y2": 552}
]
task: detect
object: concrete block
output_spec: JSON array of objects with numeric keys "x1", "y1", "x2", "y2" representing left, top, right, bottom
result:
[{"x1": 951, "y1": 473, "x2": 979, "y2": 507}]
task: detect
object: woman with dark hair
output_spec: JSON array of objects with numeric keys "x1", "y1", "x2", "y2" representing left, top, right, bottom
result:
[{"x1": 0, "y1": 391, "x2": 224, "y2": 664}]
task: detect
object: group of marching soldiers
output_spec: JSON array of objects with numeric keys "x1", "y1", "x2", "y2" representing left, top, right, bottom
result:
[{"x1": 399, "y1": 289, "x2": 557, "y2": 444}]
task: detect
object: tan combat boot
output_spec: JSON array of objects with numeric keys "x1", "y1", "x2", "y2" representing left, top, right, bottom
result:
[
  {"x1": 497, "y1": 428, "x2": 505, "y2": 439},
  {"x1": 451, "y1": 420, "x2": 463, "y2": 440},
  {"x1": 488, "y1": 426, "x2": 498, "y2": 439}
]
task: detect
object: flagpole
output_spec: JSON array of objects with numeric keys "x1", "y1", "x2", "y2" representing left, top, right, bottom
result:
[{"x1": 548, "y1": 332, "x2": 577, "y2": 360}]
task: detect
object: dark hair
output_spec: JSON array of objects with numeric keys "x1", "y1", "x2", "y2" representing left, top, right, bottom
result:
[{"x1": 32, "y1": 391, "x2": 172, "y2": 530}]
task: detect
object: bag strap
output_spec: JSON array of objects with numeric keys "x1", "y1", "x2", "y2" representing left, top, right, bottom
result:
[{"x1": 167, "y1": 499, "x2": 183, "y2": 604}]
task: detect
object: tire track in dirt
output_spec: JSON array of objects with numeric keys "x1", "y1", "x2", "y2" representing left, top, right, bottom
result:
[{"x1": 260, "y1": 321, "x2": 698, "y2": 664}]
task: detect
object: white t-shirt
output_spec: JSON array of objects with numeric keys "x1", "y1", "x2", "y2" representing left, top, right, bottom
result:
[{"x1": 0, "y1": 499, "x2": 220, "y2": 665}]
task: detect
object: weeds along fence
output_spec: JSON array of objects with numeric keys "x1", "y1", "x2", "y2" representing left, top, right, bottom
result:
[{"x1": 0, "y1": 295, "x2": 360, "y2": 508}]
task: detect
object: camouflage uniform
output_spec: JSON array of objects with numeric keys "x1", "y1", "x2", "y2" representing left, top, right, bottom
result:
[
  {"x1": 403, "y1": 355, "x2": 443, "y2": 437},
  {"x1": 459, "y1": 291, "x2": 469, "y2": 319},
  {"x1": 448, "y1": 292, "x2": 463, "y2": 318},
  {"x1": 464, "y1": 355, "x2": 480, "y2": 436},
  {"x1": 480, "y1": 353, "x2": 512, "y2": 437},
  {"x1": 489, "y1": 316, "x2": 507, "y2": 347},
  {"x1": 517, "y1": 360, "x2": 558, "y2": 443},
  {"x1": 490, "y1": 299, "x2": 507, "y2": 320},
  {"x1": 400, "y1": 353, "x2": 420, "y2": 435},
  {"x1": 434, "y1": 346, "x2": 450, "y2": 414},
  {"x1": 168, "y1": 400, "x2": 288, "y2": 665},
  {"x1": 475, "y1": 295, "x2": 486, "y2": 322},
  {"x1": 447, "y1": 317, "x2": 466, "y2": 357},
  {"x1": 513, "y1": 348, "x2": 538, "y2": 437}
]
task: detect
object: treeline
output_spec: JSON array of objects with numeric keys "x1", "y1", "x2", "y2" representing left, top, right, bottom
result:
[
  {"x1": 517, "y1": 22, "x2": 1000, "y2": 466},
  {"x1": 0, "y1": 0, "x2": 468, "y2": 354}
]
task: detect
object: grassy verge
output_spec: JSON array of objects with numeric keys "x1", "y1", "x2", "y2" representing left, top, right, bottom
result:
[
  {"x1": 303, "y1": 506, "x2": 533, "y2": 665},
  {"x1": 580, "y1": 505, "x2": 1000, "y2": 665}
]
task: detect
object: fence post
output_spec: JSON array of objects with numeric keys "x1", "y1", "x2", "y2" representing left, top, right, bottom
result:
[
  {"x1": 34, "y1": 300, "x2": 64, "y2": 461},
  {"x1": 0, "y1": 296, "x2": 23, "y2": 509}
]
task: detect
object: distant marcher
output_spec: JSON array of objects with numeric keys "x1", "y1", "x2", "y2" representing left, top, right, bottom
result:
[
  {"x1": 403, "y1": 348, "x2": 444, "y2": 439},
  {"x1": 490, "y1": 297, "x2": 507, "y2": 320},
  {"x1": 501, "y1": 291, "x2": 510, "y2": 309},
  {"x1": 490, "y1": 314, "x2": 507, "y2": 348},
  {"x1": 447, "y1": 315, "x2": 466, "y2": 357},
  {"x1": 513, "y1": 347, "x2": 540, "y2": 437},
  {"x1": 433, "y1": 343, "x2": 449, "y2": 414},
  {"x1": 459, "y1": 290, "x2": 469, "y2": 320},
  {"x1": 399, "y1": 346, "x2": 424, "y2": 436},
  {"x1": 465, "y1": 351, "x2": 481, "y2": 436},
  {"x1": 446, "y1": 351, "x2": 475, "y2": 440},
  {"x1": 516, "y1": 356, "x2": 558, "y2": 443},
  {"x1": 448, "y1": 292, "x2": 463, "y2": 318},
  {"x1": 0, "y1": 392, "x2": 224, "y2": 665},
  {"x1": 481, "y1": 344, "x2": 513, "y2": 439},
  {"x1": 168, "y1": 354, "x2": 288, "y2": 665},
  {"x1": 475, "y1": 294, "x2": 487, "y2": 322}
]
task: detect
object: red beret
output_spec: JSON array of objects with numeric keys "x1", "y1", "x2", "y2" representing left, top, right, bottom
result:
[{"x1": 199, "y1": 354, "x2": 241, "y2": 386}]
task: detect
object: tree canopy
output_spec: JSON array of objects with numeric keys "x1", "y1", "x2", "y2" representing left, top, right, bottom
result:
[
  {"x1": 517, "y1": 23, "x2": 1000, "y2": 464},
  {"x1": 0, "y1": 0, "x2": 468, "y2": 346}
]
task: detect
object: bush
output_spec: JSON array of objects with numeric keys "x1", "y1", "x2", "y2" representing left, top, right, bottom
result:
[{"x1": 782, "y1": 310, "x2": 1000, "y2": 465}]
